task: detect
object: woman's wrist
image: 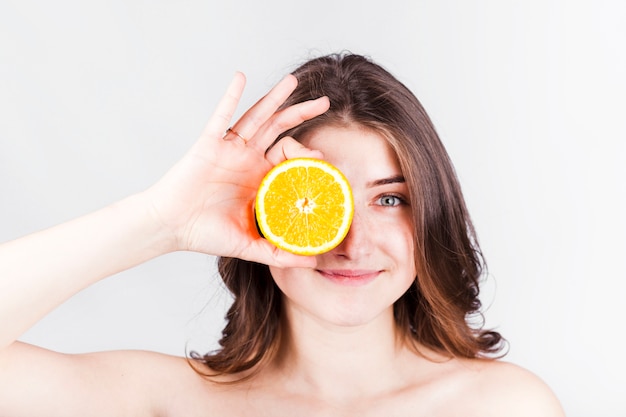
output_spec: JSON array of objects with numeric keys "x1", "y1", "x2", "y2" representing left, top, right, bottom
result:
[{"x1": 114, "y1": 191, "x2": 181, "y2": 260}]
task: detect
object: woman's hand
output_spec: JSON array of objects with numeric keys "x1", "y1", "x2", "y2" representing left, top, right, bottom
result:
[{"x1": 145, "y1": 73, "x2": 329, "y2": 267}]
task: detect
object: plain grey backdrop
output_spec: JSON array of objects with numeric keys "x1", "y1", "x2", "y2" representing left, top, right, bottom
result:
[{"x1": 1, "y1": 0, "x2": 624, "y2": 415}]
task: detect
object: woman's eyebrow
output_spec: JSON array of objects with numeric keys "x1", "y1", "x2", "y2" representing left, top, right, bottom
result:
[{"x1": 367, "y1": 175, "x2": 405, "y2": 188}]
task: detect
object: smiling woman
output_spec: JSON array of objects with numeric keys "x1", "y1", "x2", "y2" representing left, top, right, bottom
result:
[
  {"x1": 200, "y1": 55, "x2": 505, "y2": 378},
  {"x1": 0, "y1": 53, "x2": 565, "y2": 416}
]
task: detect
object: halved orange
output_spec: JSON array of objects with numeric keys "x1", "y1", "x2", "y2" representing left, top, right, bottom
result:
[{"x1": 255, "y1": 158, "x2": 353, "y2": 255}]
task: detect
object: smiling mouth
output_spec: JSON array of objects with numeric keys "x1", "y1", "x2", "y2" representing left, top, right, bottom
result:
[{"x1": 316, "y1": 269, "x2": 381, "y2": 286}]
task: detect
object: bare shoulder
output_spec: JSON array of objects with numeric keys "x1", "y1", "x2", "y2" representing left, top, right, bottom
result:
[
  {"x1": 461, "y1": 359, "x2": 566, "y2": 417},
  {"x1": 81, "y1": 347, "x2": 225, "y2": 415},
  {"x1": 0, "y1": 342, "x2": 220, "y2": 417}
]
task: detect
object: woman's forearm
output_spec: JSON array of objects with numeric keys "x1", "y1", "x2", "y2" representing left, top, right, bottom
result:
[{"x1": 0, "y1": 192, "x2": 174, "y2": 350}]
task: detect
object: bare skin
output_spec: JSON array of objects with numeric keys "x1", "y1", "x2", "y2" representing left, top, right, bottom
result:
[{"x1": 0, "y1": 74, "x2": 565, "y2": 416}]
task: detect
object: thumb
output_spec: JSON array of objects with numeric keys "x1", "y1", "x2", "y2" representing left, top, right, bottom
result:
[{"x1": 244, "y1": 238, "x2": 317, "y2": 269}]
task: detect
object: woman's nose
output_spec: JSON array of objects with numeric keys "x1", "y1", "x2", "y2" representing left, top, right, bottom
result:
[{"x1": 330, "y1": 211, "x2": 372, "y2": 260}]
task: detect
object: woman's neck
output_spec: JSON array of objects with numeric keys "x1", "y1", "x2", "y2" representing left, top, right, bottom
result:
[{"x1": 268, "y1": 301, "x2": 419, "y2": 402}]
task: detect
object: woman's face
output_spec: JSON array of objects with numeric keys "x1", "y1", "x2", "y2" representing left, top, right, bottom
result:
[{"x1": 269, "y1": 124, "x2": 417, "y2": 328}]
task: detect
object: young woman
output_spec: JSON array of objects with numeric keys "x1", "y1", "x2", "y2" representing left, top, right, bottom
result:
[{"x1": 0, "y1": 53, "x2": 564, "y2": 416}]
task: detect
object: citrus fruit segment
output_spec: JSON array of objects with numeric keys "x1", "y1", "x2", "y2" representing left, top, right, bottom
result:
[{"x1": 255, "y1": 158, "x2": 354, "y2": 256}]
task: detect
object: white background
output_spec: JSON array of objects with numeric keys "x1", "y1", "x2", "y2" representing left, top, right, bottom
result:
[{"x1": 1, "y1": 0, "x2": 624, "y2": 415}]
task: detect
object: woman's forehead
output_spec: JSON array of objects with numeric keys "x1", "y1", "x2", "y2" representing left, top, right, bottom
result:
[{"x1": 300, "y1": 125, "x2": 403, "y2": 183}]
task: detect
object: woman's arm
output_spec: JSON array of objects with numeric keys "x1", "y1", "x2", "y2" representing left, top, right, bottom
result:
[
  {"x1": 0, "y1": 192, "x2": 170, "y2": 350},
  {"x1": 0, "y1": 72, "x2": 329, "y2": 416}
]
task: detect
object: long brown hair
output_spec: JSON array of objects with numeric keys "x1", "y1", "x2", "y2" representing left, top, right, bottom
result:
[{"x1": 191, "y1": 53, "x2": 504, "y2": 378}]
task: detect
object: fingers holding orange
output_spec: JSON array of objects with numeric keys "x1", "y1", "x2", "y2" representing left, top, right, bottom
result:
[
  {"x1": 247, "y1": 96, "x2": 330, "y2": 153},
  {"x1": 223, "y1": 74, "x2": 330, "y2": 153}
]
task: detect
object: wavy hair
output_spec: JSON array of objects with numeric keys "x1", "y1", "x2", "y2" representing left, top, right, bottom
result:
[{"x1": 191, "y1": 53, "x2": 505, "y2": 379}]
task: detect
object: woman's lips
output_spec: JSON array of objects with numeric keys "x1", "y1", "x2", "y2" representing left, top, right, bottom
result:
[{"x1": 316, "y1": 269, "x2": 381, "y2": 286}]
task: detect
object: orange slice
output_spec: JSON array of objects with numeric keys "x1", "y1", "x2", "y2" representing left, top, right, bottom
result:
[{"x1": 255, "y1": 158, "x2": 353, "y2": 255}]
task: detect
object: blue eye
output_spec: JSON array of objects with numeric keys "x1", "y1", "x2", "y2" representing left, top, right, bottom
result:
[{"x1": 377, "y1": 195, "x2": 404, "y2": 207}]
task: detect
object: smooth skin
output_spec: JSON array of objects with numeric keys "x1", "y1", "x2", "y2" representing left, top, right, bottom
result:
[{"x1": 0, "y1": 74, "x2": 565, "y2": 416}]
